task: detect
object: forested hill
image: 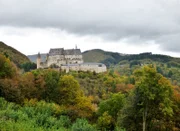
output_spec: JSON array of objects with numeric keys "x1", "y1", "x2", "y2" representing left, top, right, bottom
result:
[
  {"x1": 0, "y1": 41, "x2": 30, "y2": 67},
  {"x1": 83, "y1": 49, "x2": 180, "y2": 67},
  {"x1": 82, "y1": 49, "x2": 123, "y2": 66}
]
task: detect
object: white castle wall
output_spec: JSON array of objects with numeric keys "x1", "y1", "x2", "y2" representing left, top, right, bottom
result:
[
  {"x1": 64, "y1": 55, "x2": 83, "y2": 64},
  {"x1": 61, "y1": 63, "x2": 107, "y2": 73},
  {"x1": 80, "y1": 63, "x2": 107, "y2": 73},
  {"x1": 47, "y1": 55, "x2": 83, "y2": 67},
  {"x1": 47, "y1": 55, "x2": 66, "y2": 67}
]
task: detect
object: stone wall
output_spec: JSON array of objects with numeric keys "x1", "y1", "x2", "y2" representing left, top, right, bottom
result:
[
  {"x1": 61, "y1": 63, "x2": 107, "y2": 73},
  {"x1": 47, "y1": 55, "x2": 83, "y2": 67}
]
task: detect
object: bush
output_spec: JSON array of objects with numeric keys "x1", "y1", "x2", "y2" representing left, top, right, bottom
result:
[{"x1": 71, "y1": 118, "x2": 96, "y2": 131}]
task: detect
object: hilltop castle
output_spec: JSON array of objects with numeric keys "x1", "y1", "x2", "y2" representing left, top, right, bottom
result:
[{"x1": 37, "y1": 47, "x2": 107, "y2": 73}]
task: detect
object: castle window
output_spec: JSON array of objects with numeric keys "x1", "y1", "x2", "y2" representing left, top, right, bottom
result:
[{"x1": 98, "y1": 64, "x2": 102, "y2": 67}]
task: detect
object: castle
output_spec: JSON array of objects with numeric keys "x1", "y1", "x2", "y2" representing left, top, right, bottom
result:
[{"x1": 37, "y1": 47, "x2": 107, "y2": 73}]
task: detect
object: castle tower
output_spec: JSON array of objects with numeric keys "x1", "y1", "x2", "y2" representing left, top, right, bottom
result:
[
  {"x1": 37, "y1": 52, "x2": 41, "y2": 69},
  {"x1": 75, "y1": 44, "x2": 77, "y2": 50}
]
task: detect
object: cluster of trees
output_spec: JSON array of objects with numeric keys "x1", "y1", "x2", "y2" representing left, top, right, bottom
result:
[
  {"x1": 0, "y1": 54, "x2": 95, "y2": 119},
  {"x1": 83, "y1": 49, "x2": 180, "y2": 67},
  {"x1": 0, "y1": 53, "x2": 180, "y2": 130},
  {"x1": 0, "y1": 98, "x2": 96, "y2": 131},
  {"x1": 20, "y1": 62, "x2": 36, "y2": 72},
  {"x1": 116, "y1": 58, "x2": 180, "y2": 86}
]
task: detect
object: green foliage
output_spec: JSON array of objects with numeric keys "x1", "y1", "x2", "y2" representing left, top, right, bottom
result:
[
  {"x1": 97, "y1": 112, "x2": 114, "y2": 130},
  {"x1": 20, "y1": 62, "x2": 36, "y2": 72},
  {"x1": 97, "y1": 93, "x2": 125, "y2": 130},
  {"x1": 134, "y1": 66, "x2": 173, "y2": 116},
  {"x1": 0, "y1": 97, "x2": 96, "y2": 131},
  {"x1": 0, "y1": 54, "x2": 16, "y2": 78},
  {"x1": 58, "y1": 115, "x2": 71, "y2": 128},
  {"x1": 1, "y1": 53, "x2": 180, "y2": 130},
  {"x1": 72, "y1": 118, "x2": 96, "y2": 131},
  {"x1": 98, "y1": 93, "x2": 125, "y2": 119},
  {"x1": 0, "y1": 120, "x2": 44, "y2": 131},
  {"x1": 56, "y1": 75, "x2": 83, "y2": 105},
  {"x1": 0, "y1": 98, "x2": 71, "y2": 131},
  {"x1": 130, "y1": 60, "x2": 141, "y2": 68},
  {"x1": 119, "y1": 66, "x2": 174, "y2": 131},
  {"x1": 43, "y1": 69, "x2": 60, "y2": 101},
  {"x1": 71, "y1": 71, "x2": 109, "y2": 103}
]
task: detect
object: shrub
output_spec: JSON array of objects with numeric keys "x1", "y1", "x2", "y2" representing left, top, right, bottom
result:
[{"x1": 71, "y1": 118, "x2": 96, "y2": 131}]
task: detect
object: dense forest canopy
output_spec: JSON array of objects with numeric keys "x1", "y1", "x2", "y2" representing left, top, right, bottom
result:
[
  {"x1": 0, "y1": 52, "x2": 180, "y2": 131},
  {"x1": 0, "y1": 42, "x2": 180, "y2": 130}
]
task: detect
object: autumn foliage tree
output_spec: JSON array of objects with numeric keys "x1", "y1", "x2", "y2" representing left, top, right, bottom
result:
[
  {"x1": 120, "y1": 66, "x2": 174, "y2": 131},
  {"x1": 56, "y1": 75, "x2": 83, "y2": 105},
  {"x1": 0, "y1": 54, "x2": 16, "y2": 78},
  {"x1": 56, "y1": 75, "x2": 95, "y2": 119},
  {"x1": 97, "y1": 93, "x2": 125, "y2": 130}
]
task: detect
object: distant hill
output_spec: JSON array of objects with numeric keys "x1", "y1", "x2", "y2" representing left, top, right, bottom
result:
[
  {"x1": 0, "y1": 41, "x2": 30, "y2": 67},
  {"x1": 83, "y1": 49, "x2": 124, "y2": 66},
  {"x1": 28, "y1": 53, "x2": 47, "y2": 63},
  {"x1": 83, "y1": 50, "x2": 180, "y2": 67}
]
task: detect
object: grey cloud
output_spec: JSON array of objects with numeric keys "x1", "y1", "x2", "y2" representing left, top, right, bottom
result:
[
  {"x1": 157, "y1": 33, "x2": 180, "y2": 52},
  {"x1": 0, "y1": 0, "x2": 180, "y2": 52}
]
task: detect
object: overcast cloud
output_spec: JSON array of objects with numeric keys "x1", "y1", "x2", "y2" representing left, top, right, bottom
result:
[{"x1": 0, "y1": 0, "x2": 180, "y2": 56}]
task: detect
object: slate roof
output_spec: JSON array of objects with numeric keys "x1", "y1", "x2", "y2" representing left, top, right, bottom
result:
[
  {"x1": 37, "y1": 52, "x2": 41, "y2": 58},
  {"x1": 49, "y1": 48, "x2": 64, "y2": 56},
  {"x1": 64, "y1": 49, "x2": 81, "y2": 55},
  {"x1": 49, "y1": 48, "x2": 81, "y2": 56}
]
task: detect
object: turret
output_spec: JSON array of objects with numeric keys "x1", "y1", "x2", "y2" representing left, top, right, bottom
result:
[{"x1": 37, "y1": 52, "x2": 41, "y2": 69}]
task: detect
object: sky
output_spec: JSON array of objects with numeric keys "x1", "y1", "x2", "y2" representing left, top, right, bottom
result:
[{"x1": 0, "y1": 0, "x2": 180, "y2": 57}]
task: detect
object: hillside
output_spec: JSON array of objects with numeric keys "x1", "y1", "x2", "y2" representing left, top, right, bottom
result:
[
  {"x1": 83, "y1": 49, "x2": 123, "y2": 66},
  {"x1": 0, "y1": 41, "x2": 30, "y2": 67}
]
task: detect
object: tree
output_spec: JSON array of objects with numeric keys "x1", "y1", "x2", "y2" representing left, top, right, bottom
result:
[
  {"x1": 98, "y1": 93, "x2": 125, "y2": 130},
  {"x1": 20, "y1": 62, "x2": 36, "y2": 72},
  {"x1": 0, "y1": 54, "x2": 16, "y2": 78},
  {"x1": 43, "y1": 69, "x2": 60, "y2": 101},
  {"x1": 56, "y1": 75, "x2": 83, "y2": 105},
  {"x1": 97, "y1": 112, "x2": 114, "y2": 130},
  {"x1": 72, "y1": 118, "x2": 96, "y2": 131},
  {"x1": 31, "y1": 70, "x2": 46, "y2": 100},
  {"x1": 98, "y1": 93, "x2": 125, "y2": 120},
  {"x1": 55, "y1": 75, "x2": 95, "y2": 120},
  {"x1": 0, "y1": 78, "x2": 23, "y2": 103},
  {"x1": 132, "y1": 66, "x2": 174, "y2": 131},
  {"x1": 119, "y1": 66, "x2": 174, "y2": 131},
  {"x1": 18, "y1": 72, "x2": 36, "y2": 100},
  {"x1": 172, "y1": 86, "x2": 180, "y2": 130}
]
